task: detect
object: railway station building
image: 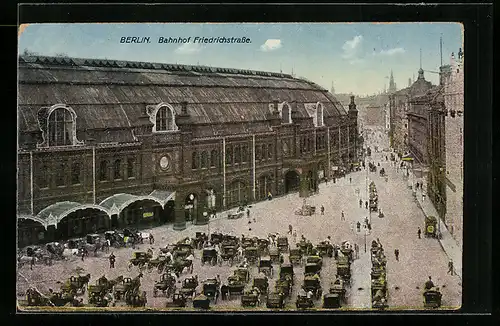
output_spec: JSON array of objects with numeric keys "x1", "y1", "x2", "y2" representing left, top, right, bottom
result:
[{"x1": 17, "y1": 56, "x2": 359, "y2": 246}]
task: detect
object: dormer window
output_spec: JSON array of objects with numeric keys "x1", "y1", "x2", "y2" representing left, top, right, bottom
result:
[
  {"x1": 147, "y1": 103, "x2": 179, "y2": 133},
  {"x1": 315, "y1": 102, "x2": 324, "y2": 127},
  {"x1": 38, "y1": 104, "x2": 83, "y2": 148}
]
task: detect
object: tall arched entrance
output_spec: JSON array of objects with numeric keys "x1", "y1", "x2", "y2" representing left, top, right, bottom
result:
[
  {"x1": 120, "y1": 199, "x2": 162, "y2": 229},
  {"x1": 57, "y1": 208, "x2": 110, "y2": 240},
  {"x1": 284, "y1": 170, "x2": 300, "y2": 193},
  {"x1": 18, "y1": 218, "x2": 46, "y2": 247}
]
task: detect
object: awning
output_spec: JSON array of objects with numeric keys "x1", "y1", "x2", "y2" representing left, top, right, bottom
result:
[
  {"x1": 99, "y1": 192, "x2": 175, "y2": 216},
  {"x1": 17, "y1": 214, "x2": 48, "y2": 229},
  {"x1": 34, "y1": 201, "x2": 111, "y2": 228},
  {"x1": 149, "y1": 190, "x2": 176, "y2": 207}
]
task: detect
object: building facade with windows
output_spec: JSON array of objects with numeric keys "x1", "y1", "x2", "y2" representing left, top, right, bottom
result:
[
  {"x1": 17, "y1": 55, "x2": 359, "y2": 246},
  {"x1": 443, "y1": 50, "x2": 464, "y2": 246}
]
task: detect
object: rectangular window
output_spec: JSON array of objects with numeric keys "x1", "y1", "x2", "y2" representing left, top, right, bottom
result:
[
  {"x1": 56, "y1": 162, "x2": 66, "y2": 186},
  {"x1": 114, "y1": 159, "x2": 122, "y2": 180},
  {"x1": 99, "y1": 160, "x2": 108, "y2": 181},
  {"x1": 71, "y1": 162, "x2": 81, "y2": 185},
  {"x1": 38, "y1": 164, "x2": 49, "y2": 189},
  {"x1": 127, "y1": 158, "x2": 135, "y2": 178}
]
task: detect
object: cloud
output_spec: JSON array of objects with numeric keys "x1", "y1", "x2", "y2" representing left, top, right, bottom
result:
[
  {"x1": 342, "y1": 35, "x2": 363, "y2": 60},
  {"x1": 260, "y1": 39, "x2": 282, "y2": 52},
  {"x1": 174, "y1": 42, "x2": 202, "y2": 54},
  {"x1": 375, "y1": 47, "x2": 406, "y2": 56}
]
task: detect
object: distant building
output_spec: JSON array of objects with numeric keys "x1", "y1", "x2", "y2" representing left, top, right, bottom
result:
[{"x1": 388, "y1": 70, "x2": 397, "y2": 94}]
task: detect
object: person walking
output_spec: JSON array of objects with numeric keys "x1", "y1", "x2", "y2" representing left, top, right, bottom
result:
[
  {"x1": 359, "y1": 199, "x2": 363, "y2": 208},
  {"x1": 349, "y1": 177, "x2": 352, "y2": 183},
  {"x1": 149, "y1": 233, "x2": 155, "y2": 245},
  {"x1": 354, "y1": 243, "x2": 359, "y2": 259},
  {"x1": 30, "y1": 256, "x2": 35, "y2": 270},
  {"x1": 109, "y1": 252, "x2": 116, "y2": 268},
  {"x1": 422, "y1": 192, "x2": 426, "y2": 201},
  {"x1": 356, "y1": 221, "x2": 361, "y2": 232},
  {"x1": 365, "y1": 201, "x2": 368, "y2": 210},
  {"x1": 448, "y1": 260, "x2": 454, "y2": 275},
  {"x1": 288, "y1": 224, "x2": 293, "y2": 235},
  {"x1": 246, "y1": 208, "x2": 250, "y2": 219},
  {"x1": 418, "y1": 227, "x2": 422, "y2": 239},
  {"x1": 394, "y1": 249, "x2": 399, "y2": 261},
  {"x1": 321, "y1": 205, "x2": 325, "y2": 215},
  {"x1": 341, "y1": 211, "x2": 345, "y2": 221}
]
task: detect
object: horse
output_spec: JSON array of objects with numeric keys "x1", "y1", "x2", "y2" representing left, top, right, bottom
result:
[{"x1": 18, "y1": 255, "x2": 37, "y2": 268}]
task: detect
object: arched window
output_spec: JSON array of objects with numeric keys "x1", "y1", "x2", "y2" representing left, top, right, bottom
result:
[
  {"x1": 256, "y1": 145, "x2": 261, "y2": 161},
  {"x1": 201, "y1": 151, "x2": 208, "y2": 168},
  {"x1": 56, "y1": 162, "x2": 66, "y2": 186},
  {"x1": 71, "y1": 162, "x2": 81, "y2": 185},
  {"x1": 226, "y1": 147, "x2": 233, "y2": 165},
  {"x1": 316, "y1": 103, "x2": 324, "y2": 127},
  {"x1": 127, "y1": 157, "x2": 136, "y2": 178},
  {"x1": 155, "y1": 106, "x2": 176, "y2": 132},
  {"x1": 99, "y1": 160, "x2": 108, "y2": 181},
  {"x1": 241, "y1": 146, "x2": 248, "y2": 163},
  {"x1": 113, "y1": 159, "x2": 122, "y2": 180},
  {"x1": 48, "y1": 108, "x2": 75, "y2": 146},
  {"x1": 261, "y1": 144, "x2": 267, "y2": 160},
  {"x1": 234, "y1": 146, "x2": 241, "y2": 164},
  {"x1": 210, "y1": 149, "x2": 217, "y2": 167},
  {"x1": 38, "y1": 164, "x2": 49, "y2": 189},
  {"x1": 192, "y1": 152, "x2": 199, "y2": 169},
  {"x1": 281, "y1": 103, "x2": 292, "y2": 124}
]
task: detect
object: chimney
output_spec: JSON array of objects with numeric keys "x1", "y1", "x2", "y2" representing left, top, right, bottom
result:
[{"x1": 348, "y1": 95, "x2": 358, "y2": 113}]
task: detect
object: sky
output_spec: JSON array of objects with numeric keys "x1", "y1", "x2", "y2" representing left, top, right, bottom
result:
[{"x1": 18, "y1": 23, "x2": 463, "y2": 96}]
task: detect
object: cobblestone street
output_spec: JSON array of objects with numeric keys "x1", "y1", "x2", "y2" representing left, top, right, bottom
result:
[{"x1": 17, "y1": 131, "x2": 461, "y2": 310}]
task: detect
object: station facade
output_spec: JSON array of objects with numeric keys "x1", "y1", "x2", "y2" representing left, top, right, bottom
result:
[{"x1": 17, "y1": 56, "x2": 359, "y2": 246}]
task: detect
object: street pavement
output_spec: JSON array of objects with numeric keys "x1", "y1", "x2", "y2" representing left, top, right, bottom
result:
[{"x1": 17, "y1": 131, "x2": 462, "y2": 311}]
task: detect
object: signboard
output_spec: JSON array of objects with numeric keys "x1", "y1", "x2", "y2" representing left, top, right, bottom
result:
[
  {"x1": 402, "y1": 157, "x2": 414, "y2": 161},
  {"x1": 332, "y1": 166, "x2": 339, "y2": 171},
  {"x1": 143, "y1": 212, "x2": 154, "y2": 218}
]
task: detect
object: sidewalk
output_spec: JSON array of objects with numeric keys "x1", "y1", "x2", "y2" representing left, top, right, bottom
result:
[{"x1": 390, "y1": 158, "x2": 464, "y2": 281}]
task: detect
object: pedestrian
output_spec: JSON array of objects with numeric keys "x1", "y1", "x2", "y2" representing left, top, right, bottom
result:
[
  {"x1": 448, "y1": 260, "x2": 454, "y2": 275},
  {"x1": 81, "y1": 250, "x2": 85, "y2": 262},
  {"x1": 321, "y1": 205, "x2": 325, "y2": 215},
  {"x1": 246, "y1": 208, "x2": 250, "y2": 218},
  {"x1": 341, "y1": 211, "x2": 345, "y2": 221},
  {"x1": 359, "y1": 199, "x2": 363, "y2": 208},
  {"x1": 367, "y1": 222, "x2": 372, "y2": 231},
  {"x1": 422, "y1": 193, "x2": 426, "y2": 201},
  {"x1": 267, "y1": 191, "x2": 273, "y2": 200},
  {"x1": 288, "y1": 224, "x2": 293, "y2": 235},
  {"x1": 365, "y1": 201, "x2": 368, "y2": 209},
  {"x1": 349, "y1": 177, "x2": 352, "y2": 183},
  {"x1": 356, "y1": 221, "x2": 361, "y2": 232},
  {"x1": 416, "y1": 182, "x2": 419, "y2": 190},
  {"x1": 292, "y1": 231, "x2": 297, "y2": 244},
  {"x1": 417, "y1": 227, "x2": 421, "y2": 239},
  {"x1": 354, "y1": 243, "x2": 359, "y2": 259},
  {"x1": 30, "y1": 256, "x2": 35, "y2": 270},
  {"x1": 109, "y1": 252, "x2": 116, "y2": 268},
  {"x1": 394, "y1": 249, "x2": 399, "y2": 261},
  {"x1": 149, "y1": 233, "x2": 155, "y2": 245},
  {"x1": 94, "y1": 246, "x2": 98, "y2": 257}
]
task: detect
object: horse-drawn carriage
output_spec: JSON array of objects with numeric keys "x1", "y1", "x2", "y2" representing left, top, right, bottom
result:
[
  {"x1": 220, "y1": 244, "x2": 238, "y2": 266},
  {"x1": 241, "y1": 237, "x2": 256, "y2": 249},
  {"x1": 279, "y1": 263, "x2": 294, "y2": 285},
  {"x1": 296, "y1": 294, "x2": 314, "y2": 309},
  {"x1": 234, "y1": 267, "x2": 250, "y2": 283},
  {"x1": 104, "y1": 231, "x2": 124, "y2": 247},
  {"x1": 329, "y1": 278, "x2": 346, "y2": 302},
  {"x1": 286, "y1": 248, "x2": 301, "y2": 266},
  {"x1": 274, "y1": 275, "x2": 293, "y2": 299},
  {"x1": 125, "y1": 290, "x2": 147, "y2": 307},
  {"x1": 173, "y1": 243, "x2": 194, "y2": 260},
  {"x1": 253, "y1": 275, "x2": 269, "y2": 295},
  {"x1": 266, "y1": 291, "x2": 285, "y2": 309},
  {"x1": 193, "y1": 294, "x2": 211, "y2": 309},
  {"x1": 303, "y1": 275, "x2": 322, "y2": 300},
  {"x1": 241, "y1": 287, "x2": 261, "y2": 307},
  {"x1": 379, "y1": 168, "x2": 386, "y2": 177},
  {"x1": 306, "y1": 255, "x2": 323, "y2": 268},
  {"x1": 66, "y1": 238, "x2": 86, "y2": 250},
  {"x1": 60, "y1": 274, "x2": 91, "y2": 295},
  {"x1": 194, "y1": 232, "x2": 208, "y2": 249},
  {"x1": 297, "y1": 240, "x2": 313, "y2": 256},
  {"x1": 165, "y1": 292, "x2": 187, "y2": 308},
  {"x1": 423, "y1": 288, "x2": 442, "y2": 308},
  {"x1": 336, "y1": 258, "x2": 351, "y2": 284},
  {"x1": 305, "y1": 263, "x2": 322, "y2": 277},
  {"x1": 180, "y1": 275, "x2": 199, "y2": 298},
  {"x1": 295, "y1": 204, "x2": 316, "y2": 216},
  {"x1": 425, "y1": 216, "x2": 438, "y2": 238},
  {"x1": 201, "y1": 247, "x2": 218, "y2": 266},
  {"x1": 323, "y1": 293, "x2": 341, "y2": 309},
  {"x1": 88, "y1": 284, "x2": 108, "y2": 305},
  {"x1": 147, "y1": 255, "x2": 169, "y2": 274},
  {"x1": 244, "y1": 246, "x2": 260, "y2": 265},
  {"x1": 210, "y1": 232, "x2": 224, "y2": 245},
  {"x1": 202, "y1": 278, "x2": 221, "y2": 302},
  {"x1": 113, "y1": 274, "x2": 143, "y2": 300},
  {"x1": 222, "y1": 275, "x2": 246, "y2": 299},
  {"x1": 258, "y1": 257, "x2": 273, "y2": 278},
  {"x1": 153, "y1": 273, "x2": 176, "y2": 297},
  {"x1": 277, "y1": 236, "x2": 289, "y2": 253},
  {"x1": 372, "y1": 288, "x2": 388, "y2": 310},
  {"x1": 316, "y1": 242, "x2": 333, "y2": 257},
  {"x1": 128, "y1": 251, "x2": 152, "y2": 271},
  {"x1": 269, "y1": 247, "x2": 284, "y2": 264},
  {"x1": 257, "y1": 238, "x2": 270, "y2": 255},
  {"x1": 228, "y1": 206, "x2": 245, "y2": 219}
]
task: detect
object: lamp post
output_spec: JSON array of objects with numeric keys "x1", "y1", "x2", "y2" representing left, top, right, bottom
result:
[{"x1": 204, "y1": 211, "x2": 210, "y2": 236}]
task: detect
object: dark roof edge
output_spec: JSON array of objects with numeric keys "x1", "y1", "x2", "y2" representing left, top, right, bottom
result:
[{"x1": 19, "y1": 54, "x2": 301, "y2": 81}]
